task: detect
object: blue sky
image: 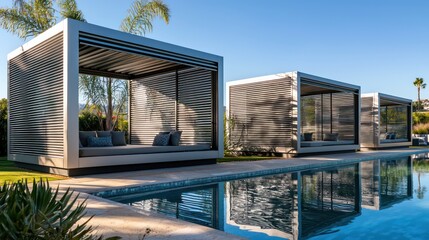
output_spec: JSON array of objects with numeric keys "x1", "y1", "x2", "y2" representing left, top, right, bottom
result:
[{"x1": 1, "y1": 0, "x2": 429, "y2": 100}]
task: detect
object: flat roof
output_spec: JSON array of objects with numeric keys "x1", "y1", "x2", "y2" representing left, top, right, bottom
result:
[
  {"x1": 8, "y1": 19, "x2": 223, "y2": 79},
  {"x1": 227, "y1": 71, "x2": 360, "y2": 92},
  {"x1": 362, "y1": 92, "x2": 412, "y2": 105}
]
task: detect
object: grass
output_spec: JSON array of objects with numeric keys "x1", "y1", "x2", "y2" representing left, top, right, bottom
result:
[
  {"x1": 217, "y1": 156, "x2": 280, "y2": 163},
  {"x1": 0, "y1": 156, "x2": 67, "y2": 185}
]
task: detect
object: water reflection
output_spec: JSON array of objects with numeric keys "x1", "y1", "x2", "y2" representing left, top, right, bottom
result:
[
  {"x1": 113, "y1": 184, "x2": 223, "y2": 229},
  {"x1": 113, "y1": 157, "x2": 416, "y2": 240},
  {"x1": 361, "y1": 158, "x2": 412, "y2": 210}
]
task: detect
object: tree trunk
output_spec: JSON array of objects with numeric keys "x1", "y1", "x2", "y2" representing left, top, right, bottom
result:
[
  {"x1": 106, "y1": 78, "x2": 113, "y2": 131},
  {"x1": 418, "y1": 87, "x2": 421, "y2": 111}
]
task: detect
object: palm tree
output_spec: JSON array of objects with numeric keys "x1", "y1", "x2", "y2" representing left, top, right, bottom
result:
[{"x1": 414, "y1": 77, "x2": 426, "y2": 111}]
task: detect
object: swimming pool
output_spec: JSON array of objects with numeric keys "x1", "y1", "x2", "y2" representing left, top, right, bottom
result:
[{"x1": 102, "y1": 154, "x2": 429, "y2": 239}]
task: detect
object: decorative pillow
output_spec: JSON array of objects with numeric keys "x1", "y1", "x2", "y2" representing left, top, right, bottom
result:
[
  {"x1": 304, "y1": 133, "x2": 313, "y2": 141},
  {"x1": 169, "y1": 130, "x2": 182, "y2": 146},
  {"x1": 390, "y1": 133, "x2": 396, "y2": 140},
  {"x1": 323, "y1": 133, "x2": 339, "y2": 141},
  {"x1": 111, "y1": 131, "x2": 127, "y2": 146},
  {"x1": 97, "y1": 131, "x2": 111, "y2": 138},
  {"x1": 79, "y1": 131, "x2": 96, "y2": 147},
  {"x1": 87, "y1": 136, "x2": 113, "y2": 147},
  {"x1": 79, "y1": 140, "x2": 83, "y2": 148},
  {"x1": 152, "y1": 133, "x2": 170, "y2": 146},
  {"x1": 300, "y1": 134, "x2": 305, "y2": 141}
]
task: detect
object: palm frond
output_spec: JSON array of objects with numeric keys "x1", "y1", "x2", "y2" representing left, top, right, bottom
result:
[
  {"x1": 120, "y1": 0, "x2": 170, "y2": 35},
  {"x1": 57, "y1": 0, "x2": 86, "y2": 22},
  {"x1": 0, "y1": 7, "x2": 36, "y2": 38},
  {"x1": 0, "y1": 0, "x2": 55, "y2": 39},
  {"x1": 12, "y1": 0, "x2": 25, "y2": 11},
  {"x1": 32, "y1": 0, "x2": 56, "y2": 33}
]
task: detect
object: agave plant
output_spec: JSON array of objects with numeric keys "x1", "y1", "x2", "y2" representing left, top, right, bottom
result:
[{"x1": 0, "y1": 179, "x2": 120, "y2": 240}]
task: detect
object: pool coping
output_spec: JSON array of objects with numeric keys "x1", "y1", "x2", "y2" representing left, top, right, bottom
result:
[{"x1": 92, "y1": 148, "x2": 429, "y2": 199}]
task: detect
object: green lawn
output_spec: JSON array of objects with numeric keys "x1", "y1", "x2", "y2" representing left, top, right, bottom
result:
[
  {"x1": 217, "y1": 156, "x2": 280, "y2": 163},
  {"x1": 0, "y1": 156, "x2": 67, "y2": 185}
]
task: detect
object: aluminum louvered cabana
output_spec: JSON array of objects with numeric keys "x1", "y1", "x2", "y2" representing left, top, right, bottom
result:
[
  {"x1": 360, "y1": 93, "x2": 412, "y2": 149},
  {"x1": 226, "y1": 71, "x2": 360, "y2": 155},
  {"x1": 7, "y1": 19, "x2": 223, "y2": 176}
]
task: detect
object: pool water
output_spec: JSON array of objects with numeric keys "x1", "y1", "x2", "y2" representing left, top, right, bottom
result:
[{"x1": 107, "y1": 155, "x2": 429, "y2": 239}]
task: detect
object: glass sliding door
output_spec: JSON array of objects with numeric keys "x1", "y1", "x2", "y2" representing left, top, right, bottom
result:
[{"x1": 300, "y1": 92, "x2": 357, "y2": 147}]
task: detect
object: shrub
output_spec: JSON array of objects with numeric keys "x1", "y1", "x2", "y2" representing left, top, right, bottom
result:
[
  {"x1": 413, "y1": 112, "x2": 429, "y2": 124},
  {"x1": 0, "y1": 179, "x2": 120, "y2": 240},
  {"x1": 0, "y1": 98, "x2": 6, "y2": 156},
  {"x1": 413, "y1": 123, "x2": 429, "y2": 134},
  {"x1": 79, "y1": 111, "x2": 104, "y2": 131}
]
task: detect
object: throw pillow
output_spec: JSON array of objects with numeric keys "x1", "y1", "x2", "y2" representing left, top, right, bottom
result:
[
  {"x1": 97, "y1": 131, "x2": 111, "y2": 138},
  {"x1": 323, "y1": 133, "x2": 339, "y2": 141},
  {"x1": 79, "y1": 131, "x2": 96, "y2": 147},
  {"x1": 111, "y1": 131, "x2": 127, "y2": 146},
  {"x1": 300, "y1": 134, "x2": 305, "y2": 141},
  {"x1": 87, "y1": 136, "x2": 113, "y2": 147},
  {"x1": 386, "y1": 132, "x2": 393, "y2": 139},
  {"x1": 152, "y1": 134, "x2": 170, "y2": 146},
  {"x1": 79, "y1": 140, "x2": 83, "y2": 148},
  {"x1": 390, "y1": 133, "x2": 396, "y2": 140},
  {"x1": 304, "y1": 133, "x2": 313, "y2": 141},
  {"x1": 169, "y1": 130, "x2": 182, "y2": 146}
]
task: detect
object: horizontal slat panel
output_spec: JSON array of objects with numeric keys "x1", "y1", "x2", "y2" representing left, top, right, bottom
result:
[
  {"x1": 177, "y1": 68, "x2": 213, "y2": 145},
  {"x1": 229, "y1": 78, "x2": 293, "y2": 148},
  {"x1": 130, "y1": 68, "x2": 214, "y2": 146},
  {"x1": 130, "y1": 71, "x2": 176, "y2": 145},
  {"x1": 8, "y1": 33, "x2": 64, "y2": 158}
]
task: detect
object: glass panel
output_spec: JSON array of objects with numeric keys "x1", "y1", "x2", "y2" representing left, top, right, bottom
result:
[
  {"x1": 301, "y1": 92, "x2": 356, "y2": 147},
  {"x1": 380, "y1": 105, "x2": 408, "y2": 140}
]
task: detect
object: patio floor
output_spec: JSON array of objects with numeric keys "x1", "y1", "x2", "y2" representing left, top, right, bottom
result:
[{"x1": 54, "y1": 148, "x2": 429, "y2": 239}]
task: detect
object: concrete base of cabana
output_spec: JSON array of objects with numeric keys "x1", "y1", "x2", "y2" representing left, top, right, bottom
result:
[
  {"x1": 361, "y1": 141, "x2": 411, "y2": 150},
  {"x1": 15, "y1": 157, "x2": 217, "y2": 177}
]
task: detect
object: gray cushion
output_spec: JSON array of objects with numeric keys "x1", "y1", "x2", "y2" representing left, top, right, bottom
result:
[
  {"x1": 79, "y1": 144, "x2": 211, "y2": 157},
  {"x1": 169, "y1": 131, "x2": 182, "y2": 146},
  {"x1": 97, "y1": 131, "x2": 111, "y2": 138},
  {"x1": 79, "y1": 131, "x2": 96, "y2": 147},
  {"x1": 380, "y1": 138, "x2": 408, "y2": 143},
  {"x1": 153, "y1": 134, "x2": 170, "y2": 146},
  {"x1": 87, "y1": 136, "x2": 113, "y2": 147},
  {"x1": 111, "y1": 131, "x2": 127, "y2": 146},
  {"x1": 323, "y1": 133, "x2": 339, "y2": 141},
  {"x1": 304, "y1": 133, "x2": 313, "y2": 141}
]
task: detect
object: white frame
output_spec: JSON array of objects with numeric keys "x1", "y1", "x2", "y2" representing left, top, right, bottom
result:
[
  {"x1": 7, "y1": 19, "x2": 224, "y2": 173},
  {"x1": 361, "y1": 92, "x2": 412, "y2": 149},
  {"x1": 226, "y1": 71, "x2": 361, "y2": 155}
]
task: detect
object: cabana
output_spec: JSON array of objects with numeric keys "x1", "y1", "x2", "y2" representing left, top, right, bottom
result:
[
  {"x1": 7, "y1": 19, "x2": 223, "y2": 176},
  {"x1": 361, "y1": 93, "x2": 412, "y2": 149},
  {"x1": 226, "y1": 71, "x2": 360, "y2": 155}
]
